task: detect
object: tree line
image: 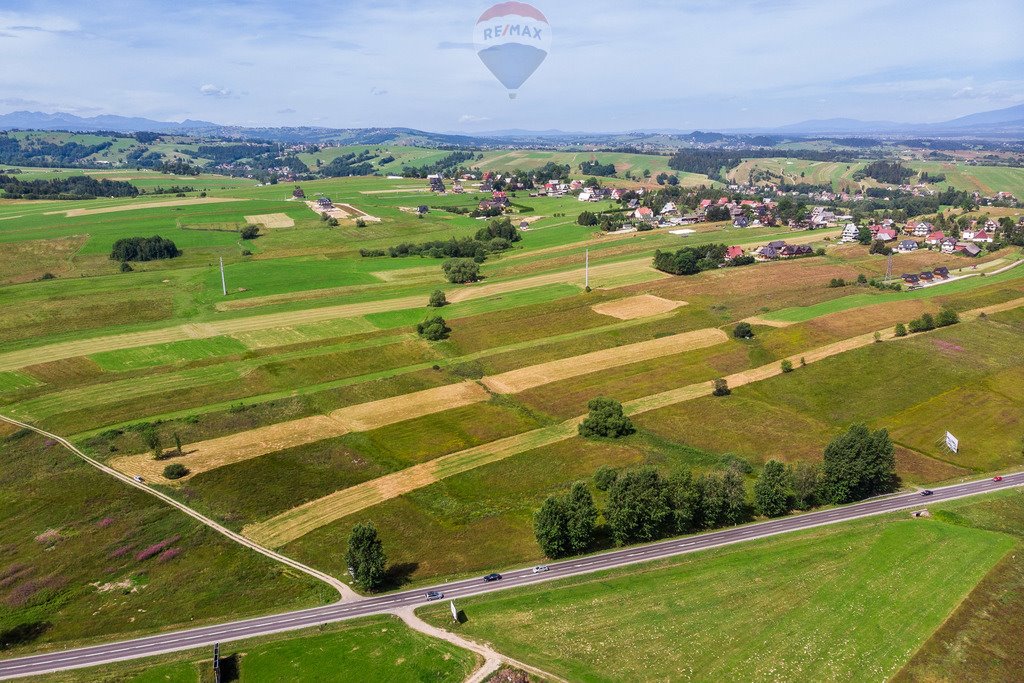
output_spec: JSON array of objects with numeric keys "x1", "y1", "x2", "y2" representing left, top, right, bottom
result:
[
  {"x1": 109, "y1": 236, "x2": 181, "y2": 262},
  {"x1": 534, "y1": 423, "x2": 899, "y2": 559},
  {"x1": 0, "y1": 174, "x2": 139, "y2": 200}
]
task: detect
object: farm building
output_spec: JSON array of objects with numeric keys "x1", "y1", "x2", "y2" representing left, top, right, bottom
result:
[
  {"x1": 316, "y1": 197, "x2": 333, "y2": 209},
  {"x1": 428, "y1": 175, "x2": 446, "y2": 192}
]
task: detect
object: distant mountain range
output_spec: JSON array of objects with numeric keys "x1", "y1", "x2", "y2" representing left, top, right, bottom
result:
[
  {"x1": 1, "y1": 104, "x2": 1023, "y2": 143},
  {"x1": 723, "y1": 104, "x2": 1024, "y2": 136}
]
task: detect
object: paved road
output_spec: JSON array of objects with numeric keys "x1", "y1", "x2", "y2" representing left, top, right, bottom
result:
[{"x1": 2, "y1": 472, "x2": 1021, "y2": 679}]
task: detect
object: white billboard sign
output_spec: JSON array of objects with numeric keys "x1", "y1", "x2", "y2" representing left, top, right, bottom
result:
[
  {"x1": 450, "y1": 600, "x2": 459, "y2": 623},
  {"x1": 945, "y1": 431, "x2": 959, "y2": 453}
]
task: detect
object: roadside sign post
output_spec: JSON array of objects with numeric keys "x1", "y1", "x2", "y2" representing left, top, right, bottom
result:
[
  {"x1": 585, "y1": 248, "x2": 589, "y2": 289},
  {"x1": 213, "y1": 643, "x2": 221, "y2": 683},
  {"x1": 450, "y1": 600, "x2": 459, "y2": 623},
  {"x1": 945, "y1": 431, "x2": 959, "y2": 454}
]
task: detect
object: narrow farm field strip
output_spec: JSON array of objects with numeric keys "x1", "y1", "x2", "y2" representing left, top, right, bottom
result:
[
  {"x1": 243, "y1": 417, "x2": 585, "y2": 547},
  {"x1": 591, "y1": 294, "x2": 686, "y2": 320},
  {"x1": 243, "y1": 325, "x2": 913, "y2": 548},
  {"x1": 50, "y1": 197, "x2": 247, "y2": 217},
  {"x1": 109, "y1": 382, "x2": 490, "y2": 483},
  {"x1": 482, "y1": 328, "x2": 726, "y2": 394}
]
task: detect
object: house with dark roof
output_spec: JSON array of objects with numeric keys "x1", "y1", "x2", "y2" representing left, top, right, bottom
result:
[
  {"x1": 933, "y1": 266, "x2": 950, "y2": 279},
  {"x1": 920, "y1": 271, "x2": 935, "y2": 282},
  {"x1": 316, "y1": 197, "x2": 333, "y2": 208},
  {"x1": 897, "y1": 240, "x2": 919, "y2": 253},
  {"x1": 902, "y1": 273, "x2": 920, "y2": 285},
  {"x1": 292, "y1": 187, "x2": 305, "y2": 199},
  {"x1": 780, "y1": 244, "x2": 813, "y2": 258}
]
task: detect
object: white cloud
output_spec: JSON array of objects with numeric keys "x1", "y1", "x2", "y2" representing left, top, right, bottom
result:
[
  {"x1": 458, "y1": 114, "x2": 490, "y2": 124},
  {"x1": 199, "y1": 83, "x2": 232, "y2": 98}
]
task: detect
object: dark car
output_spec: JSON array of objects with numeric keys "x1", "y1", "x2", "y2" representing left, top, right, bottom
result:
[
  {"x1": 483, "y1": 573, "x2": 502, "y2": 582},
  {"x1": 921, "y1": 489, "x2": 933, "y2": 496},
  {"x1": 424, "y1": 591, "x2": 444, "y2": 601}
]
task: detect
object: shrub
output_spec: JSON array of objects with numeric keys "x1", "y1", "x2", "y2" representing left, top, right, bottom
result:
[
  {"x1": 936, "y1": 307, "x2": 960, "y2": 327},
  {"x1": 240, "y1": 224, "x2": 260, "y2": 240},
  {"x1": 712, "y1": 378, "x2": 731, "y2": 396},
  {"x1": 733, "y1": 322, "x2": 754, "y2": 339},
  {"x1": 442, "y1": 258, "x2": 480, "y2": 284},
  {"x1": 578, "y1": 397, "x2": 635, "y2": 438},
  {"x1": 428, "y1": 290, "x2": 448, "y2": 308},
  {"x1": 781, "y1": 359, "x2": 794, "y2": 373},
  {"x1": 163, "y1": 463, "x2": 189, "y2": 480},
  {"x1": 828, "y1": 278, "x2": 846, "y2": 288},
  {"x1": 594, "y1": 465, "x2": 618, "y2": 491},
  {"x1": 894, "y1": 322, "x2": 907, "y2": 337},
  {"x1": 119, "y1": 261, "x2": 133, "y2": 273},
  {"x1": 416, "y1": 316, "x2": 451, "y2": 341},
  {"x1": 356, "y1": 218, "x2": 367, "y2": 228}
]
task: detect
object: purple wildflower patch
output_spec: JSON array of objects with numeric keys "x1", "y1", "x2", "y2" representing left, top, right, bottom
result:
[
  {"x1": 156, "y1": 548, "x2": 181, "y2": 563},
  {"x1": 109, "y1": 545, "x2": 133, "y2": 559},
  {"x1": 135, "y1": 535, "x2": 181, "y2": 562},
  {"x1": 96, "y1": 517, "x2": 115, "y2": 529}
]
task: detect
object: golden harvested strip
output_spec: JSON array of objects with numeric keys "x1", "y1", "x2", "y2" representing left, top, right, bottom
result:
[
  {"x1": 481, "y1": 328, "x2": 726, "y2": 394},
  {"x1": 244, "y1": 325, "x2": 923, "y2": 548},
  {"x1": 329, "y1": 381, "x2": 489, "y2": 432},
  {"x1": 50, "y1": 197, "x2": 246, "y2": 217},
  {"x1": 110, "y1": 415, "x2": 341, "y2": 483},
  {"x1": 244, "y1": 213, "x2": 295, "y2": 228},
  {"x1": 109, "y1": 382, "x2": 489, "y2": 483},
  {"x1": 0, "y1": 256, "x2": 659, "y2": 371},
  {"x1": 591, "y1": 294, "x2": 687, "y2": 320}
]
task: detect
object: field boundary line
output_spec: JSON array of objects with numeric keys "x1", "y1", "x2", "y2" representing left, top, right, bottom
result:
[{"x1": 0, "y1": 412, "x2": 357, "y2": 601}]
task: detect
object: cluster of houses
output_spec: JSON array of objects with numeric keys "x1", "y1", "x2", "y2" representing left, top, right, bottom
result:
[
  {"x1": 902, "y1": 266, "x2": 951, "y2": 288},
  {"x1": 752, "y1": 240, "x2": 814, "y2": 261},
  {"x1": 839, "y1": 217, "x2": 1003, "y2": 257}
]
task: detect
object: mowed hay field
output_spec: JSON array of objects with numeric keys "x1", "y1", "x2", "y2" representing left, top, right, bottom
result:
[{"x1": 419, "y1": 501, "x2": 1017, "y2": 683}]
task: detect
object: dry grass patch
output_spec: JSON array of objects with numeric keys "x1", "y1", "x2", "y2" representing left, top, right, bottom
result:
[
  {"x1": 592, "y1": 294, "x2": 686, "y2": 320},
  {"x1": 0, "y1": 235, "x2": 88, "y2": 284},
  {"x1": 244, "y1": 213, "x2": 295, "y2": 228},
  {"x1": 52, "y1": 197, "x2": 245, "y2": 217},
  {"x1": 482, "y1": 328, "x2": 726, "y2": 394},
  {"x1": 330, "y1": 381, "x2": 489, "y2": 432}
]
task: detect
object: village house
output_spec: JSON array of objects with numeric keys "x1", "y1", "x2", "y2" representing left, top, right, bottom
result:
[
  {"x1": 934, "y1": 266, "x2": 950, "y2": 279},
  {"x1": 875, "y1": 228, "x2": 898, "y2": 242},
  {"x1": 959, "y1": 243, "x2": 983, "y2": 257},
  {"x1": 780, "y1": 244, "x2": 813, "y2": 258},
  {"x1": 634, "y1": 207, "x2": 655, "y2": 222},
  {"x1": 926, "y1": 231, "x2": 946, "y2": 246},
  {"x1": 316, "y1": 197, "x2": 333, "y2": 209},
  {"x1": 940, "y1": 237, "x2": 958, "y2": 254},
  {"x1": 725, "y1": 246, "x2": 745, "y2": 261},
  {"x1": 840, "y1": 223, "x2": 860, "y2": 242},
  {"x1": 897, "y1": 240, "x2": 919, "y2": 253},
  {"x1": 428, "y1": 175, "x2": 446, "y2": 193}
]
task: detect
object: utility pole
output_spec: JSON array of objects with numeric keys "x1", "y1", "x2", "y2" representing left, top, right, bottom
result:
[
  {"x1": 220, "y1": 257, "x2": 227, "y2": 296},
  {"x1": 585, "y1": 248, "x2": 590, "y2": 290}
]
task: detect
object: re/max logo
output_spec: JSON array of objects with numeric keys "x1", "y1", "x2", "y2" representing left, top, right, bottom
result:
[{"x1": 482, "y1": 24, "x2": 543, "y2": 40}]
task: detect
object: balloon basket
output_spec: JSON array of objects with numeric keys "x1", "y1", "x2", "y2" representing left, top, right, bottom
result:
[{"x1": 508, "y1": 92, "x2": 517, "y2": 100}]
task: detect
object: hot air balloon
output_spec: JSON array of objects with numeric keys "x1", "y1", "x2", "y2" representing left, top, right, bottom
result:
[{"x1": 473, "y1": 2, "x2": 551, "y2": 99}]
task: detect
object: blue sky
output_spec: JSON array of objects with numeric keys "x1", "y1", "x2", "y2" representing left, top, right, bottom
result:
[{"x1": 1, "y1": 0, "x2": 1022, "y2": 132}]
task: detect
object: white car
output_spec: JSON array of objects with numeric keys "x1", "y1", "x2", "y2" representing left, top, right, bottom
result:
[
  {"x1": 133, "y1": 475, "x2": 144, "y2": 483},
  {"x1": 532, "y1": 565, "x2": 549, "y2": 574}
]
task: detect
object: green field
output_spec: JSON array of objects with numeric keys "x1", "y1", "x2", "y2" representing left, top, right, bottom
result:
[
  {"x1": 36, "y1": 615, "x2": 478, "y2": 682},
  {"x1": 419, "y1": 494, "x2": 1020, "y2": 682}
]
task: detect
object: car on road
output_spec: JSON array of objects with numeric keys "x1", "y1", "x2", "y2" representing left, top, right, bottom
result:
[
  {"x1": 993, "y1": 476, "x2": 1004, "y2": 482},
  {"x1": 133, "y1": 475, "x2": 144, "y2": 483},
  {"x1": 921, "y1": 489, "x2": 934, "y2": 496},
  {"x1": 532, "y1": 565, "x2": 549, "y2": 574},
  {"x1": 424, "y1": 591, "x2": 444, "y2": 601},
  {"x1": 483, "y1": 573, "x2": 502, "y2": 582}
]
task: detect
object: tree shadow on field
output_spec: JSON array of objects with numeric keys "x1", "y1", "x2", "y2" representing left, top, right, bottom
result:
[
  {"x1": 0, "y1": 621, "x2": 51, "y2": 651},
  {"x1": 381, "y1": 562, "x2": 419, "y2": 590}
]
